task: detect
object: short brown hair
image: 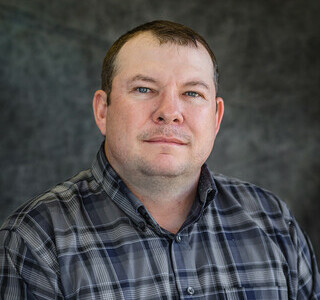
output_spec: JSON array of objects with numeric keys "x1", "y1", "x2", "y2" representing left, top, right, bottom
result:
[{"x1": 101, "y1": 20, "x2": 219, "y2": 104}]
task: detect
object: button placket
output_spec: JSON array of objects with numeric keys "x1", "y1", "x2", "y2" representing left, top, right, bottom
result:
[{"x1": 170, "y1": 232, "x2": 200, "y2": 298}]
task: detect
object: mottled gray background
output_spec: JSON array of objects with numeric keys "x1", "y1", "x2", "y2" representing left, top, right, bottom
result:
[{"x1": 1, "y1": 0, "x2": 319, "y2": 264}]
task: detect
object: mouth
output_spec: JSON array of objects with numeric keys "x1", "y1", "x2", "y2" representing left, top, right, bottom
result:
[{"x1": 144, "y1": 136, "x2": 187, "y2": 146}]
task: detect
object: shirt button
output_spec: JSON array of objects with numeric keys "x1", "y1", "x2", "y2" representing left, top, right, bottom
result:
[
  {"x1": 175, "y1": 235, "x2": 181, "y2": 243},
  {"x1": 187, "y1": 286, "x2": 195, "y2": 295},
  {"x1": 138, "y1": 221, "x2": 146, "y2": 232}
]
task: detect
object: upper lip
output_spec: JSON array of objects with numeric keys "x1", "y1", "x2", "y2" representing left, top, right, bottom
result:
[{"x1": 144, "y1": 136, "x2": 187, "y2": 145}]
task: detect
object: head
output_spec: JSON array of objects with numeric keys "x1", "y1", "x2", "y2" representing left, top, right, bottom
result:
[
  {"x1": 101, "y1": 20, "x2": 219, "y2": 105},
  {"x1": 93, "y1": 20, "x2": 224, "y2": 187}
]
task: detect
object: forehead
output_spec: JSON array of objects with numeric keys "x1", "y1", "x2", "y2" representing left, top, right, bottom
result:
[{"x1": 114, "y1": 32, "x2": 214, "y2": 82}]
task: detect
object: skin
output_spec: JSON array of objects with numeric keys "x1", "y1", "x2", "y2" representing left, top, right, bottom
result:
[{"x1": 93, "y1": 32, "x2": 224, "y2": 233}]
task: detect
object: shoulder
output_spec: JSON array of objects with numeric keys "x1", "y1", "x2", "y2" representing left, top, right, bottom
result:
[
  {"x1": 210, "y1": 172, "x2": 292, "y2": 223},
  {"x1": 0, "y1": 168, "x2": 99, "y2": 234}
]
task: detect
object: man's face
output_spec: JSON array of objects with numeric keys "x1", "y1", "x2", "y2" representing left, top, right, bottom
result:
[{"x1": 96, "y1": 32, "x2": 224, "y2": 180}]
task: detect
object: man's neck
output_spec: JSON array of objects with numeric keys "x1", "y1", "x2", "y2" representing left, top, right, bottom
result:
[{"x1": 122, "y1": 172, "x2": 200, "y2": 234}]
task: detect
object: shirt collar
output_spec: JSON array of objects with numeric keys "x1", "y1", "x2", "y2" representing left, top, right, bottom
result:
[
  {"x1": 91, "y1": 141, "x2": 122, "y2": 197},
  {"x1": 198, "y1": 163, "x2": 217, "y2": 206}
]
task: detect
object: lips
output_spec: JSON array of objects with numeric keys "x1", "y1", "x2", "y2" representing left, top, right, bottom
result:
[{"x1": 144, "y1": 136, "x2": 187, "y2": 145}]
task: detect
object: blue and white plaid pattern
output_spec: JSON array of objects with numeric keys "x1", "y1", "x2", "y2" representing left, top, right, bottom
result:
[{"x1": 1, "y1": 143, "x2": 319, "y2": 299}]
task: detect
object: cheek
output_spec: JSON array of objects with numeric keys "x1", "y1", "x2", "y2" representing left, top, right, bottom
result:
[
  {"x1": 125, "y1": 104, "x2": 152, "y2": 129},
  {"x1": 109, "y1": 105, "x2": 149, "y2": 140},
  {"x1": 188, "y1": 109, "x2": 216, "y2": 137}
]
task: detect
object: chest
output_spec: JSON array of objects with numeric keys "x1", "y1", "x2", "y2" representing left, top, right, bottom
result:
[{"x1": 57, "y1": 218, "x2": 293, "y2": 299}]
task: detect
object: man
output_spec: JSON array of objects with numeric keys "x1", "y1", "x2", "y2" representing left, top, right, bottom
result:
[{"x1": 0, "y1": 20, "x2": 319, "y2": 299}]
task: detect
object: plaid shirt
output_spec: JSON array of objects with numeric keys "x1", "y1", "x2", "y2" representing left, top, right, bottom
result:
[{"x1": 1, "y1": 143, "x2": 319, "y2": 299}]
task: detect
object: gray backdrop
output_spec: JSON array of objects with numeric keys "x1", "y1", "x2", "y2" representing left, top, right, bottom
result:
[{"x1": 1, "y1": 0, "x2": 319, "y2": 265}]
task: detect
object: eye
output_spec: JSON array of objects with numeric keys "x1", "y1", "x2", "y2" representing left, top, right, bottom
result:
[
  {"x1": 184, "y1": 91, "x2": 200, "y2": 97},
  {"x1": 136, "y1": 87, "x2": 151, "y2": 93}
]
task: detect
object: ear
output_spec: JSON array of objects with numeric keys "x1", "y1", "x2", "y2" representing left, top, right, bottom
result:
[
  {"x1": 214, "y1": 96, "x2": 224, "y2": 135},
  {"x1": 93, "y1": 90, "x2": 108, "y2": 136}
]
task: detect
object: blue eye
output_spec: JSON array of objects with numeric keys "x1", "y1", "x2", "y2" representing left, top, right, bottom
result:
[
  {"x1": 185, "y1": 91, "x2": 199, "y2": 97},
  {"x1": 137, "y1": 87, "x2": 150, "y2": 93}
]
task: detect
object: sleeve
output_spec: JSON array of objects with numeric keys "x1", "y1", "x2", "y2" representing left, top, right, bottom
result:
[
  {"x1": 292, "y1": 217, "x2": 320, "y2": 299},
  {"x1": 0, "y1": 229, "x2": 64, "y2": 300}
]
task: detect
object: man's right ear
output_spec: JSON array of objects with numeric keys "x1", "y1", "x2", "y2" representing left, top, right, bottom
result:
[{"x1": 93, "y1": 90, "x2": 108, "y2": 136}]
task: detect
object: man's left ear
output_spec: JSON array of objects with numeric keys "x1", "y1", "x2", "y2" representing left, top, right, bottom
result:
[
  {"x1": 215, "y1": 97, "x2": 224, "y2": 135},
  {"x1": 93, "y1": 90, "x2": 108, "y2": 136}
]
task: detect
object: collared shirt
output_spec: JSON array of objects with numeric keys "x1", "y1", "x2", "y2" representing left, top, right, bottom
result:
[{"x1": 0, "y1": 143, "x2": 319, "y2": 299}]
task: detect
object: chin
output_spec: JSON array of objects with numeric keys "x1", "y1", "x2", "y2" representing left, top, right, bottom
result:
[{"x1": 138, "y1": 161, "x2": 188, "y2": 178}]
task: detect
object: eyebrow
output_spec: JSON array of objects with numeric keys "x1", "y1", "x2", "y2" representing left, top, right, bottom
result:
[
  {"x1": 128, "y1": 74, "x2": 157, "y2": 85},
  {"x1": 183, "y1": 80, "x2": 210, "y2": 91}
]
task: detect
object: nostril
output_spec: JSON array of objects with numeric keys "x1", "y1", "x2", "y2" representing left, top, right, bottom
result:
[{"x1": 158, "y1": 116, "x2": 164, "y2": 122}]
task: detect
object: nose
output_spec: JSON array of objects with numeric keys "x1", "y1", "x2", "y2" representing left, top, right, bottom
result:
[{"x1": 152, "y1": 92, "x2": 184, "y2": 125}]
